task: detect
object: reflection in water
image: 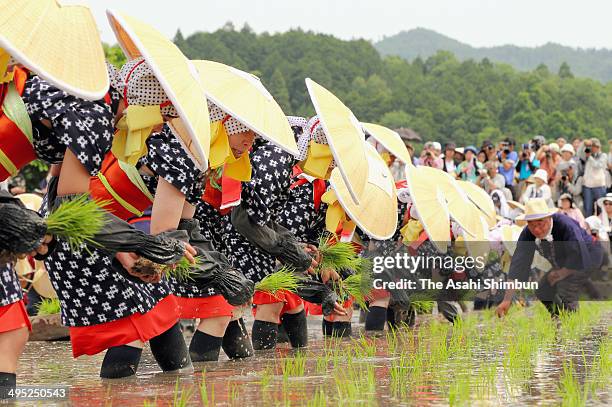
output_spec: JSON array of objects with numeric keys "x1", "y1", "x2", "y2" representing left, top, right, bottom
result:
[{"x1": 15, "y1": 310, "x2": 612, "y2": 406}]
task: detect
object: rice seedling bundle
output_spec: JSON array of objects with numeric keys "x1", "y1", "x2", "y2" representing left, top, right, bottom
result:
[
  {"x1": 317, "y1": 234, "x2": 360, "y2": 272},
  {"x1": 161, "y1": 256, "x2": 203, "y2": 282},
  {"x1": 36, "y1": 297, "x2": 60, "y2": 316},
  {"x1": 45, "y1": 195, "x2": 110, "y2": 252},
  {"x1": 255, "y1": 267, "x2": 301, "y2": 298}
]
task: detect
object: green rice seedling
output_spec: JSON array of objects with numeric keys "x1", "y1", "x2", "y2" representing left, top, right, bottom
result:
[
  {"x1": 448, "y1": 374, "x2": 471, "y2": 407},
  {"x1": 558, "y1": 360, "x2": 588, "y2": 407},
  {"x1": 45, "y1": 194, "x2": 109, "y2": 251},
  {"x1": 315, "y1": 354, "x2": 328, "y2": 374},
  {"x1": 386, "y1": 329, "x2": 399, "y2": 355},
  {"x1": 306, "y1": 387, "x2": 327, "y2": 407},
  {"x1": 390, "y1": 354, "x2": 411, "y2": 398},
  {"x1": 162, "y1": 256, "x2": 203, "y2": 282},
  {"x1": 199, "y1": 370, "x2": 215, "y2": 407},
  {"x1": 259, "y1": 367, "x2": 274, "y2": 389},
  {"x1": 228, "y1": 382, "x2": 239, "y2": 403},
  {"x1": 338, "y1": 271, "x2": 373, "y2": 310},
  {"x1": 255, "y1": 267, "x2": 300, "y2": 298},
  {"x1": 172, "y1": 380, "x2": 194, "y2": 407},
  {"x1": 317, "y1": 233, "x2": 360, "y2": 272},
  {"x1": 334, "y1": 363, "x2": 376, "y2": 405},
  {"x1": 281, "y1": 351, "x2": 306, "y2": 378},
  {"x1": 36, "y1": 297, "x2": 60, "y2": 316},
  {"x1": 351, "y1": 335, "x2": 377, "y2": 358}
]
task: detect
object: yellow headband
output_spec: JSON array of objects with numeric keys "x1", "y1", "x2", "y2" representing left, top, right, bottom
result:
[
  {"x1": 0, "y1": 48, "x2": 14, "y2": 84},
  {"x1": 321, "y1": 189, "x2": 356, "y2": 235},
  {"x1": 112, "y1": 105, "x2": 163, "y2": 165},
  {"x1": 301, "y1": 140, "x2": 333, "y2": 179},
  {"x1": 209, "y1": 120, "x2": 252, "y2": 181}
]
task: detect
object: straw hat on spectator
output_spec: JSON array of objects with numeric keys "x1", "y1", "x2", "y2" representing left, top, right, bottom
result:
[
  {"x1": 548, "y1": 143, "x2": 560, "y2": 154},
  {"x1": 516, "y1": 198, "x2": 558, "y2": 221}
]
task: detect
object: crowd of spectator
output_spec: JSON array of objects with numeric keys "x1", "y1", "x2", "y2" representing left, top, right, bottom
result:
[{"x1": 404, "y1": 136, "x2": 612, "y2": 267}]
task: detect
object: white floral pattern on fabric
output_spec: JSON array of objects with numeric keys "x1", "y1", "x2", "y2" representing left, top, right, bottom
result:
[
  {"x1": 0, "y1": 265, "x2": 22, "y2": 307},
  {"x1": 195, "y1": 140, "x2": 296, "y2": 283},
  {"x1": 139, "y1": 124, "x2": 204, "y2": 206},
  {"x1": 22, "y1": 74, "x2": 118, "y2": 176},
  {"x1": 207, "y1": 100, "x2": 250, "y2": 135},
  {"x1": 43, "y1": 239, "x2": 171, "y2": 327},
  {"x1": 112, "y1": 58, "x2": 177, "y2": 117},
  {"x1": 277, "y1": 179, "x2": 328, "y2": 245}
]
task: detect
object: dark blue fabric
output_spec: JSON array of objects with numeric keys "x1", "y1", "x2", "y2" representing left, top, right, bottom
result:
[{"x1": 508, "y1": 213, "x2": 601, "y2": 282}]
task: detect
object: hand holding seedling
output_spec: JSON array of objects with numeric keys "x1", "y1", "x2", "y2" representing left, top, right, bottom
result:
[
  {"x1": 495, "y1": 300, "x2": 512, "y2": 318},
  {"x1": 303, "y1": 244, "x2": 320, "y2": 275},
  {"x1": 183, "y1": 243, "x2": 197, "y2": 264},
  {"x1": 320, "y1": 267, "x2": 341, "y2": 284},
  {"x1": 332, "y1": 301, "x2": 348, "y2": 316},
  {"x1": 16, "y1": 234, "x2": 53, "y2": 259},
  {"x1": 116, "y1": 252, "x2": 163, "y2": 283}
]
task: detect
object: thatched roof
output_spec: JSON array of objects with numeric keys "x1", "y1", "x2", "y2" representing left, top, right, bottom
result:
[{"x1": 395, "y1": 127, "x2": 422, "y2": 142}]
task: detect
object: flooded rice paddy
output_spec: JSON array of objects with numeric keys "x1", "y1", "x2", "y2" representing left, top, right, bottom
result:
[{"x1": 14, "y1": 302, "x2": 612, "y2": 406}]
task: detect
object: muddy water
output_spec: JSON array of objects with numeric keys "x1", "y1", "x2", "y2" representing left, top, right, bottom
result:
[{"x1": 13, "y1": 311, "x2": 612, "y2": 406}]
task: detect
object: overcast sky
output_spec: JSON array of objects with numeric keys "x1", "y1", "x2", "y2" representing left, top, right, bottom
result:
[{"x1": 91, "y1": 0, "x2": 612, "y2": 49}]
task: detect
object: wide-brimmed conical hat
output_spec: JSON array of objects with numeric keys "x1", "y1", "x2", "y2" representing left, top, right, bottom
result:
[
  {"x1": 0, "y1": 0, "x2": 108, "y2": 100},
  {"x1": 106, "y1": 9, "x2": 210, "y2": 170},
  {"x1": 362, "y1": 123, "x2": 411, "y2": 165},
  {"x1": 418, "y1": 167, "x2": 482, "y2": 238},
  {"x1": 500, "y1": 224, "x2": 524, "y2": 255},
  {"x1": 305, "y1": 78, "x2": 367, "y2": 203},
  {"x1": 404, "y1": 165, "x2": 450, "y2": 253},
  {"x1": 456, "y1": 180, "x2": 497, "y2": 226},
  {"x1": 462, "y1": 215, "x2": 491, "y2": 259},
  {"x1": 32, "y1": 262, "x2": 57, "y2": 299},
  {"x1": 329, "y1": 142, "x2": 398, "y2": 240},
  {"x1": 16, "y1": 193, "x2": 42, "y2": 211},
  {"x1": 192, "y1": 60, "x2": 298, "y2": 156}
]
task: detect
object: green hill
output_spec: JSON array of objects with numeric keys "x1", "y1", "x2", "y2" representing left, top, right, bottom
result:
[
  {"x1": 104, "y1": 24, "x2": 612, "y2": 145},
  {"x1": 375, "y1": 28, "x2": 612, "y2": 83}
]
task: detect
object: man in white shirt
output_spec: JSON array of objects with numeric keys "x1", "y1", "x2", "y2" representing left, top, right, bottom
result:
[{"x1": 582, "y1": 138, "x2": 608, "y2": 217}]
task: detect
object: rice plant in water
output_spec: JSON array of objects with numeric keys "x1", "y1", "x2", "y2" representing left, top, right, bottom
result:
[
  {"x1": 36, "y1": 298, "x2": 60, "y2": 316},
  {"x1": 199, "y1": 370, "x2": 215, "y2": 406},
  {"x1": 255, "y1": 267, "x2": 300, "y2": 297},
  {"x1": 172, "y1": 379, "x2": 194, "y2": 407},
  {"x1": 45, "y1": 194, "x2": 109, "y2": 251}
]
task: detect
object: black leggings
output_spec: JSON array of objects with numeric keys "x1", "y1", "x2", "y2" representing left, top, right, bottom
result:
[{"x1": 100, "y1": 323, "x2": 191, "y2": 378}]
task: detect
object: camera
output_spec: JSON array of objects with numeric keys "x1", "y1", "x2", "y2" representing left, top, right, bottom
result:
[
  {"x1": 585, "y1": 148, "x2": 591, "y2": 154},
  {"x1": 503, "y1": 149, "x2": 511, "y2": 155},
  {"x1": 521, "y1": 152, "x2": 528, "y2": 159}
]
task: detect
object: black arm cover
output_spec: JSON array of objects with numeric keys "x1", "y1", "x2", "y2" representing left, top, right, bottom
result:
[
  {"x1": 294, "y1": 279, "x2": 339, "y2": 316},
  {"x1": 0, "y1": 192, "x2": 47, "y2": 254},
  {"x1": 230, "y1": 204, "x2": 312, "y2": 272},
  {"x1": 177, "y1": 219, "x2": 254, "y2": 306},
  {"x1": 49, "y1": 195, "x2": 185, "y2": 265}
]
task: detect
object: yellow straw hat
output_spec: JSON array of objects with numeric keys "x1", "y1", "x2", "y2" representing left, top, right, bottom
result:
[
  {"x1": 106, "y1": 9, "x2": 210, "y2": 170},
  {"x1": 515, "y1": 198, "x2": 558, "y2": 221},
  {"x1": 362, "y1": 123, "x2": 412, "y2": 165},
  {"x1": 32, "y1": 262, "x2": 57, "y2": 299},
  {"x1": 462, "y1": 215, "x2": 490, "y2": 259},
  {"x1": 16, "y1": 193, "x2": 42, "y2": 211},
  {"x1": 328, "y1": 142, "x2": 398, "y2": 240},
  {"x1": 404, "y1": 165, "x2": 450, "y2": 253},
  {"x1": 418, "y1": 166, "x2": 482, "y2": 238},
  {"x1": 192, "y1": 60, "x2": 298, "y2": 156},
  {"x1": 305, "y1": 78, "x2": 368, "y2": 203},
  {"x1": 456, "y1": 180, "x2": 497, "y2": 227},
  {"x1": 0, "y1": 0, "x2": 108, "y2": 100},
  {"x1": 500, "y1": 224, "x2": 523, "y2": 255}
]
